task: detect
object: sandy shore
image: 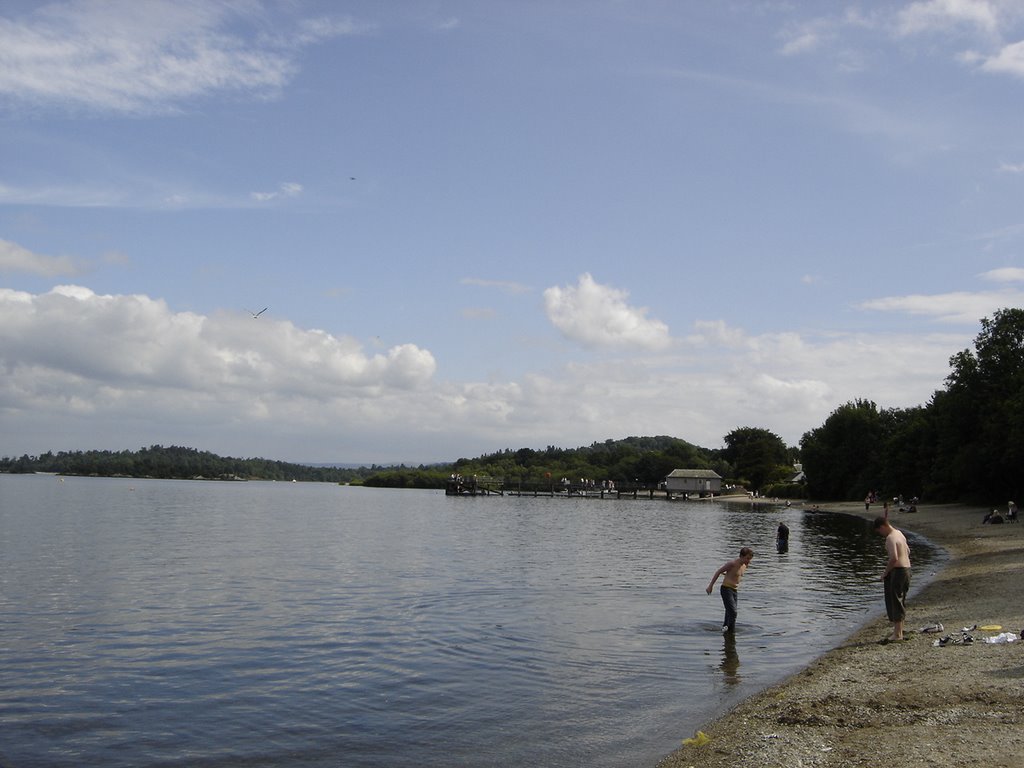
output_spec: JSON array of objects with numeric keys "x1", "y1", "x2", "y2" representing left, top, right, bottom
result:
[{"x1": 656, "y1": 500, "x2": 1024, "y2": 768}]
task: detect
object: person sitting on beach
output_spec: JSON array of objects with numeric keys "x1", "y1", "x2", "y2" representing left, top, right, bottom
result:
[
  {"x1": 706, "y1": 547, "x2": 754, "y2": 634},
  {"x1": 985, "y1": 508, "x2": 1005, "y2": 524}
]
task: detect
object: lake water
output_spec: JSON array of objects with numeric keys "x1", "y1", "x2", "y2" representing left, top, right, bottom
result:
[{"x1": 0, "y1": 475, "x2": 941, "y2": 768}]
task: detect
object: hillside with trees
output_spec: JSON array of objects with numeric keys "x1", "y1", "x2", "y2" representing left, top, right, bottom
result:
[
  {"x1": 0, "y1": 445, "x2": 374, "y2": 484},
  {"x1": 1, "y1": 433, "x2": 796, "y2": 495}
]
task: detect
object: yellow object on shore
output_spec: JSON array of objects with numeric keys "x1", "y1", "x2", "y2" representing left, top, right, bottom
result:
[
  {"x1": 681, "y1": 731, "x2": 710, "y2": 747},
  {"x1": 979, "y1": 624, "x2": 1002, "y2": 631}
]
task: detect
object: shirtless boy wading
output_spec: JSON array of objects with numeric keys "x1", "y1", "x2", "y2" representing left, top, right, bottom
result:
[{"x1": 706, "y1": 548, "x2": 754, "y2": 633}]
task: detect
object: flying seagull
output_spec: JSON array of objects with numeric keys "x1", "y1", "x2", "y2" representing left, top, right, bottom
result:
[{"x1": 250, "y1": 307, "x2": 267, "y2": 319}]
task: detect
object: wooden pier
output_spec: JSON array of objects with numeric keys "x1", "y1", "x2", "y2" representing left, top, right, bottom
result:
[{"x1": 445, "y1": 477, "x2": 708, "y2": 500}]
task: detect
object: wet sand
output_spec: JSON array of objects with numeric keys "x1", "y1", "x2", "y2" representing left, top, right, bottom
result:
[{"x1": 655, "y1": 500, "x2": 1024, "y2": 768}]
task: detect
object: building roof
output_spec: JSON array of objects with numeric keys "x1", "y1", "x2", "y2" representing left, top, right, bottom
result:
[{"x1": 665, "y1": 469, "x2": 722, "y2": 479}]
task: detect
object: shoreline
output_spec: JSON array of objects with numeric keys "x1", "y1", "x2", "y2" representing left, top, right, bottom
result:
[{"x1": 655, "y1": 500, "x2": 1024, "y2": 768}]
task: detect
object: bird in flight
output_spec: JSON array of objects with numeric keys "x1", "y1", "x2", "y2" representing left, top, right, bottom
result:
[{"x1": 250, "y1": 307, "x2": 267, "y2": 319}]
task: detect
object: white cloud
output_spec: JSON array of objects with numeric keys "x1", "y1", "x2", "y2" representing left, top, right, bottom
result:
[
  {"x1": 461, "y1": 277, "x2": 532, "y2": 294},
  {"x1": 543, "y1": 273, "x2": 671, "y2": 351},
  {"x1": 251, "y1": 182, "x2": 303, "y2": 202},
  {"x1": 426, "y1": 321, "x2": 965, "y2": 451},
  {"x1": 979, "y1": 266, "x2": 1024, "y2": 282},
  {"x1": 434, "y1": 17, "x2": 461, "y2": 32},
  {"x1": 858, "y1": 289, "x2": 1024, "y2": 323},
  {"x1": 0, "y1": 0, "x2": 357, "y2": 115},
  {"x1": 289, "y1": 15, "x2": 367, "y2": 46},
  {"x1": 0, "y1": 179, "x2": 130, "y2": 207},
  {"x1": 0, "y1": 285, "x2": 978, "y2": 461},
  {"x1": 896, "y1": 0, "x2": 1001, "y2": 37},
  {"x1": 777, "y1": 7, "x2": 876, "y2": 64},
  {"x1": 892, "y1": 1, "x2": 1024, "y2": 79},
  {"x1": 0, "y1": 238, "x2": 80, "y2": 276},
  {"x1": 0, "y1": 284, "x2": 437, "y2": 442},
  {"x1": 779, "y1": 1, "x2": 1024, "y2": 83},
  {"x1": 779, "y1": 26, "x2": 826, "y2": 56},
  {"x1": 779, "y1": 9, "x2": 873, "y2": 57},
  {"x1": 685, "y1": 319, "x2": 749, "y2": 348},
  {"x1": 978, "y1": 39, "x2": 1024, "y2": 76},
  {"x1": 0, "y1": 177, "x2": 299, "y2": 210}
]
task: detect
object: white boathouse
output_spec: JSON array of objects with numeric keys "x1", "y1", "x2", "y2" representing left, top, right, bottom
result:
[{"x1": 664, "y1": 468, "x2": 722, "y2": 497}]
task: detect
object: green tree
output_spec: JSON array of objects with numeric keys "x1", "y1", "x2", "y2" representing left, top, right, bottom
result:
[
  {"x1": 877, "y1": 406, "x2": 933, "y2": 501},
  {"x1": 800, "y1": 401, "x2": 885, "y2": 500},
  {"x1": 930, "y1": 308, "x2": 1024, "y2": 502},
  {"x1": 721, "y1": 427, "x2": 790, "y2": 491}
]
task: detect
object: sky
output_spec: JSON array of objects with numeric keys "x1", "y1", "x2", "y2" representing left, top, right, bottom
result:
[{"x1": 2, "y1": 0, "x2": 1024, "y2": 466}]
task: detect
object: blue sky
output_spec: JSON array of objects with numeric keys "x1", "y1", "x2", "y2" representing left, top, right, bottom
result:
[{"x1": 2, "y1": 0, "x2": 1024, "y2": 465}]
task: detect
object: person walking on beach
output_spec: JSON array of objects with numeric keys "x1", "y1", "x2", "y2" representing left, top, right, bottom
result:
[
  {"x1": 706, "y1": 547, "x2": 754, "y2": 633},
  {"x1": 873, "y1": 514, "x2": 911, "y2": 644}
]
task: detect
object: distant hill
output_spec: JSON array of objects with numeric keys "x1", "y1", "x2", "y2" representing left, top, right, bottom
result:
[{"x1": 0, "y1": 445, "x2": 374, "y2": 483}]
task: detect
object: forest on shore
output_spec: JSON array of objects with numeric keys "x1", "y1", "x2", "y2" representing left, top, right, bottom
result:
[{"x1": 3, "y1": 309, "x2": 1021, "y2": 504}]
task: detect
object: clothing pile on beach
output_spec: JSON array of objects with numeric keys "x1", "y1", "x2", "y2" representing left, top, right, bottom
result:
[{"x1": 926, "y1": 623, "x2": 1020, "y2": 647}]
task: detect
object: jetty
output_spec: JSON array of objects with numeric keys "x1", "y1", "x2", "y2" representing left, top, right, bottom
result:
[{"x1": 444, "y1": 476, "x2": 710, "y2": 500}]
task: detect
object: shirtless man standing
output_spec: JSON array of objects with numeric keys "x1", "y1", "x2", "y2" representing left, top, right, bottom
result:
[
  {"x1": 874, "y1": 514, "x2": 911, "y2": 643},
  {"x1": 706, "y1": 547, "x2": 754, "y2": 633}
]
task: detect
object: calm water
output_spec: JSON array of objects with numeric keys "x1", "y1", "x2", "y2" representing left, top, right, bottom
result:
[{"x1": 0, "y1": 475, "x2": 941, "y2": 768}]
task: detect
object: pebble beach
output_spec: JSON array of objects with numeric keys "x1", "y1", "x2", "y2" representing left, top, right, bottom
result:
[{"x1": 656, "y1": 500, "x2": 1024, "y2": 768}]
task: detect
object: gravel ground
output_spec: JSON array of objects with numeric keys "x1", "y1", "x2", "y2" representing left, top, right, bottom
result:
[{"x1": 655, "y1": 502, "x2": 1024, "y2": 768}]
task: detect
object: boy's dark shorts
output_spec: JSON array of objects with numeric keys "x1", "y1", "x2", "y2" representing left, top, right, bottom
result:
[{"x1": 884, "y1": 567, "x2": 910, "y2": 621}]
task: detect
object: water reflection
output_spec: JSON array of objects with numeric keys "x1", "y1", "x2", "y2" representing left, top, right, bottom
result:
[{"x1": 718, "y1": 633, "x2": 741, "y2": 684}]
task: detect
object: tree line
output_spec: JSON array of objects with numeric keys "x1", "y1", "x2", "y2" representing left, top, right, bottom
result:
[
  {"x1": 1, "y1": 431, "x2": 796, "y2": 495},
  {"x1": 363, "y1": 431, "x2": 797, "y2": 494},
  {"x1": 0, "y1": 445, "x2": 374, "y2": 484}
]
